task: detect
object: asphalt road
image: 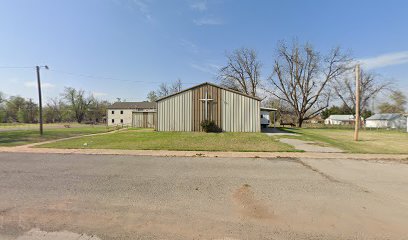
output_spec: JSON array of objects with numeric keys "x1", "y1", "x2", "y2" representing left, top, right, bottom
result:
[{"x1": 0, "y1": 153, "x2": 407, "y2": 240}]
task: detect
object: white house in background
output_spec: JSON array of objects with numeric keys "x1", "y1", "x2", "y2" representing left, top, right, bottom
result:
[
  {"x1": 107, "y1": 102, "x2": 156, "y2": 127},
  {"x1": 366, "y1": 113, "x2": 407, "y2": 129},
  {"x1": 324, "y1": 115, "x2": 356, "y2": 125}
]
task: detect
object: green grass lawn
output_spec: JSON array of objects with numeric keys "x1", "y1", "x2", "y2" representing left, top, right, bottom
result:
[
  {"x1": 38, "y1": 129, "x2": 297, "y2": 152},
  {"x1": 0, "y1": 126, "x2": 112, "y2": 147},
  {"x1": 0, "y1": 122, "x2": 98, "y2": 129},
  {"x1": 281, "y1": 127, "x2": 408, "y2": 154}
]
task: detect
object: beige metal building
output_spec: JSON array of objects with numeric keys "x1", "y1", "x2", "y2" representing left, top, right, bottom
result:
[
  {"x1": 107, "y1": 102, "x2": 156, "y2": 128},
  {"x1": 156, "y1": 82, "x2": 261, "y2": 132}
]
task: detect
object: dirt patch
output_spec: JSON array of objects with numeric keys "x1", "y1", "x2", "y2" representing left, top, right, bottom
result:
[
  {"x1": 15, "y1": 228, "x2": 102, "y2": 240},
  {"x1": 232, "y1": 184, "x2": 273, "y2": 219}
]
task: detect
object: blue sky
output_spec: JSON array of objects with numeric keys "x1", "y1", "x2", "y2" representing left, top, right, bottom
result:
[{"x1": 1, "y1": 0, "x2": 408, "y2": 103}]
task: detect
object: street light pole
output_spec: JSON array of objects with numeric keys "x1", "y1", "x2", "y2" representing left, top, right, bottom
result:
[{"x1": 36, "y1": 65, "x2": 48, "y2": 135}]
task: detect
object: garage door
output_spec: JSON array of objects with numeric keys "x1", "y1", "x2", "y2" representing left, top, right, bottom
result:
[{"x1": 132, "y1": 112, "x2": 156, "y2": 128}]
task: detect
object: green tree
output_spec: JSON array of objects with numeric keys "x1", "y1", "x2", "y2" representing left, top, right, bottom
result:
[
  {"x1": 5, "y1": 96, "x2": 27, "y2": 122},
  {"x1": 146, "y1": 91, "x2": 158, "y2": 102},
  {"x1": 62, "y1": 87, "x2": 94, "y2": 123},
  {"x1": 25, "y1": 99, "x2": 38, "y2": 123},
  {"x1": 86, "y1": 99, "x2": 110, "y2": 123},
  {"x1": 0, "y1": 91, "x2": 5, "y2": 103},
  {"x1": 16, "y1": 108, "x2": 27, "y2": 123},
  {"x1": 0, "y1": 92, "x2": 5, "y2": 122}
]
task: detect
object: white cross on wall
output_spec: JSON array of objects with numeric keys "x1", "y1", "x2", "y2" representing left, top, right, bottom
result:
[{"x1": 199, "y1": 91, "x2": 213, "y2": 120}]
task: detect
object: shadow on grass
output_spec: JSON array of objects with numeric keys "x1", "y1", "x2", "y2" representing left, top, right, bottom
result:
[{"x1": 275, "y1": 127, "x2": 300, "y2": 134}]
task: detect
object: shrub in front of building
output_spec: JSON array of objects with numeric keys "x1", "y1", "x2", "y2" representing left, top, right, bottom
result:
[{"x1": 200, "y1": 120, "x2": 222, "y2": 133}]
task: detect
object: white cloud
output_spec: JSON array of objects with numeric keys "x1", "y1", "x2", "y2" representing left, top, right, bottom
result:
[
  {"x1": 24, "y1": 81, "x2": 55, "y2": 89},
  {"x1": 359, "y1": 51, "x2": 408, "y2": 70},
  {"x1": 112, "y1": 0, "x2": 152, "y2": 21},
  {"x1": 193, "y1": 17, "x2": 223, "y2": 26},
  {"x1": 133, "y1": 0, "x2": 152, "y2": 21},
  {"x1": 190, "y1": 63, "x2": 220, "y2": 74},
  {"x1": 190, "y1": 1, "x2": 207, "y2": 11},
  {"x1": 180, "y1": 39, "x2": 199, "y2": 53},
  {"x1": 92, "y1": 92, "x2": 108, "y2": 97}
]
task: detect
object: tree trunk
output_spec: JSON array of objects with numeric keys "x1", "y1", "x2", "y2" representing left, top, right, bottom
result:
[{"x1": 297, "y1": 118, "x2": 303, "y2": 128}]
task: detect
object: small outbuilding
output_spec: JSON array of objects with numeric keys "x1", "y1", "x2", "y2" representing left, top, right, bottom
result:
[
  {"x1": 324, "y1": 115, "x2": 355, "y2": 125},
  {"x1": 366, "y1": 113, "x2": 407, "y2": 129},
  {"x1": 107, "y1": 102, "x2": 156, "y2": 127},
  {"x1": 156, "y1": 82, "x2": 261, "y2": 132}
]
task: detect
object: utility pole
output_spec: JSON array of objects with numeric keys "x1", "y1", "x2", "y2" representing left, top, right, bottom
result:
[
  {"x1": 354, "y1": 64, "x2": 360, "y2": 141},
  {"x1": 36, "y1": 65, "x2": 49, "y2": 135},
  {"x1": 36, "y1": 66, "x2": 43, "y2": 135}
]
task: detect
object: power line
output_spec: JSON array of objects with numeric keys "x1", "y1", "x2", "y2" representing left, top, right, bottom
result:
[
  {"x1": 0, "y1": 66, "x2": 34, "y2": 69},
  {"x1": 48, "y1": 69, "x2": 202, "y2": 85},
  {"x1": 49, "y1": 69, "x2": 151, "y2": 83},
  {"x1": 0, "y1": 66, "x2": 205, "y2": 85}
]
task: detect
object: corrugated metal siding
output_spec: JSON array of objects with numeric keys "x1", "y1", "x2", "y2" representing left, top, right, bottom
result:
[
  {"x1": 156, "y1": 83, "x2": 260, "y2": 132},
  {"x1": 221, "y1": 89, "x2": 260, "y2": 132},
  {"x1": 192, "y1": 85, "x2": 222, "y2": 131},
  {"x1": 157, "y1": 90, "x2": 193, "y2": 131},
  {"x1": 132, "y1": 112, "x2": 156, "y2": 128}
]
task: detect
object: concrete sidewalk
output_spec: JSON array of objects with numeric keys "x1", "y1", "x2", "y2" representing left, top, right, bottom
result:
[
  {"x1": 279, "y1": 138, "x2": 344, "y2": 153},
  {"x1": 0, "y1": 145, "x2": 407, "y2": 161}
]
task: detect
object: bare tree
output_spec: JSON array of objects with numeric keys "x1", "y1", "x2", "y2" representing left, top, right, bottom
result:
[
  {"x1": 44, "y1": 98, "x2": 64, "y2": 123},
  {"x1": 171, "y1": 79, "x2": 183, "y2": 93},
  {"x1": 268, "y1": 40, "x2": 352, "y2": 127},
  {"x1": 157, "y1": 83, "x2": 170, "y2": 97},
  {"x1": 332, "y1": 69, "x2": 390, "y2": 114},
  {"x1": 378, "y1": 90, "x2": 407, "y2": 113},
  {"x1": 156, "y1": 79, "x2": 183, "y2": 98},
  {"x1": 62, "y1": 87, "x2": 94, "y2": 123},
  {"x1": 218, "y1": 47, "x2": 261, "y2": 97}
]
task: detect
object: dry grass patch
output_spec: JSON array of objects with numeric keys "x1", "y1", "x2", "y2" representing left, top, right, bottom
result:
[{"x1": 283, "y1": 128, "x2": 408, "y2": 154}]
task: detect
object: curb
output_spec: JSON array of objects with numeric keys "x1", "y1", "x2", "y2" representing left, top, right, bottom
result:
[{"x1": 0, "y1": 147, "x2": 407, "y2": 161}]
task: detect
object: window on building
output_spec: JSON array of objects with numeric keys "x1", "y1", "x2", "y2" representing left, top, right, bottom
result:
[
  {"x1": 112, "y1": 119, "x2": 114, "y2": 123},
  {"x1": 120, "y1": 110, "x2": 123, "y2": 114},
  {"x1": 111, "y1": 110, "x2": 114, "y2": 114},
  {"x1": 261, "y1": 115, "x2": 264, "y2": 118},
  {"x1": 120, "y1": 119, "x2": 124, "y2": 123}
]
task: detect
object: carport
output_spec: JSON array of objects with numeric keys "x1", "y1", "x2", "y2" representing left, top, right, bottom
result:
[{"x1": 260, "y1": 107, "x2": 277, "y2": 128}]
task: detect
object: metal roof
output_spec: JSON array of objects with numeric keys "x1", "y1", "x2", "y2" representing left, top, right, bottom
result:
[
  {"x1": 107, "y1": 102, "x2": 156, "y2": 109},
  {"x1": 366, "y1": 113, "x2": 403, "y2": 121},
  {"x1": 260, "y1": 107, "x2": 277, "y2": 111},
  {"x1": 327, "y1": 115, "x2": 355, "y2": 121},
  {"x1": 156, "y1": 82, "x2": 261, "y2": 102}
]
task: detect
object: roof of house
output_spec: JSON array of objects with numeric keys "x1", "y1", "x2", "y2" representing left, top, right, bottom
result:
[
  {"x1": 326, "y1": 115, "x2": 355, "y2": 121},
  {"x1": 260, "y1": 107, "x2": 278, "y2": 112},
  {"x1": 156, "y1": 82, "x2": 261, "y2": 102},
  {"x1": 108, "y1": 101, "x2": 156, "y2": 109},
  {"x1": 366, "y1": 113, "x2": 402, "y2": 121}
]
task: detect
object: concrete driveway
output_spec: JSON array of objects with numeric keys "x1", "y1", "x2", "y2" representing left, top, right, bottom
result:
[{"x1": 0, "y1": 153, "x2": 407, "y2": 240}]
